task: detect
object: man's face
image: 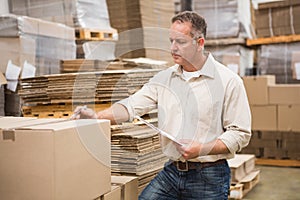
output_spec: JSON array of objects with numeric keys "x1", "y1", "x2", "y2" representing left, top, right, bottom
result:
[{"x1": 169, "y1": 21, "x2": 198, "y2": 67}]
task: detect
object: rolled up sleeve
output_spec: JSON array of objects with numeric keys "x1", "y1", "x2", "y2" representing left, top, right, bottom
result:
[
  {"x1": 218, "y1": 78, "x2": 252, "y2": 154},
  {"x1": 117, "y1": 80, "x2": 158, "y2": 121}
]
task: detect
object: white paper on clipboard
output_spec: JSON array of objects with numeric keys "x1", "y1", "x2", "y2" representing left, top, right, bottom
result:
[{"x1": 135, "y1": 116, "x2": 183, "y2": 146}]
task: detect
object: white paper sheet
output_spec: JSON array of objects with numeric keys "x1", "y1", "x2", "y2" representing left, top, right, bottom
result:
[{"x1": 135, "y1": 116, "x2": 182, "y2": 146}]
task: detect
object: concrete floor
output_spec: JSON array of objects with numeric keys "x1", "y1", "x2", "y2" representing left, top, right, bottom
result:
[{"x1": 243, "y1": 165, "x2": 300, "y2": 200}]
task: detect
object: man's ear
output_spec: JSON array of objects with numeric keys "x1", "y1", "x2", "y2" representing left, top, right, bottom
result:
[{"x1": 197, "y1": 38, "x2": 205, "y2": 51}]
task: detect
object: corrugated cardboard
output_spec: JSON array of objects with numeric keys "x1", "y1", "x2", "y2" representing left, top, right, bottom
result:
[
  {"x1": 0, "y1": 118, "x2": 111, "y2": 200},
  {"x1": 278, "y1": 105, "x2": 300, "y2": 131},
  {"x1": 0, "y1": 72, "x2": 7, "y2": 85},
  {"x1": 254, "y1": 0, "x2": 300, "y2": 37},
  {"x1": 111, "y1": 176, "x2": 138, "y2": 200},
  {"x1": 250, "y1": 105, "x2": 277, "y2": 131},
  {"x1": 268, "y1": 84, "x2": 300, "y2": 104},
  {"x1": 100, "y1": 185, "x2": 122, "y2": 200},
  {"x1": 243, "y1": 75, "x2": 275, "y2": 105}
]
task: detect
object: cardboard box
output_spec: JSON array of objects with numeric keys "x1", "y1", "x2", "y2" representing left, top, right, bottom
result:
[
  {"x1": 250, "y1": 105, "x2": 277, "y2": 131},
  {"x1": 0, "y1": 118, "x2": 111, "y2": 200},
  {"x1": 98, "y1": 185, "x2": 121, "y2": 200},
  {"x1": 254, "y1": 0, "x2": 300, "y2": 37},
  {"x1": 268, "y1": 84, "x2": 300, "y2": 105},
  {"x1": 278, "y1": 105, "x2": 300, "y2": 131},
  {"x1": 242, "y1": 75, "x2": 275, "y2": 105},
  {"x1": 111, "y1": 176, "x2": 138, "y2": 200}
]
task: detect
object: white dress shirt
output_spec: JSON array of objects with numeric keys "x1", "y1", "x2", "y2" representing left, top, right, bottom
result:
[{"x1": 118, "y1": 53, "x2": 251, "y2": 162}]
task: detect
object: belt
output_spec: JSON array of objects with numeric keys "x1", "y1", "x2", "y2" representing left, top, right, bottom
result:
[{"x1": 172, "y1": 159, "x2": 226, "y2": 172}]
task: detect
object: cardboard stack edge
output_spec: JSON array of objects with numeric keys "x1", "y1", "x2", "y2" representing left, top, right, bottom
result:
[{"x1": 242, "y1": 75, "x2": 300, "y2": 160}]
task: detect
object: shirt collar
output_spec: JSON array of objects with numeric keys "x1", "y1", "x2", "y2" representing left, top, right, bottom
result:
[{"x1": 172, "y1": 53, "x2": 216, "y2": 79}]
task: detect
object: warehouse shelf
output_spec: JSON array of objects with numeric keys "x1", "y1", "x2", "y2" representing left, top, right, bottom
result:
[
  {"x1": 246, "y1": 34, "x2": 300, "y2": 46},
  {"x1": 205, "y1": 37, "x2": 246, "y2": 46}
]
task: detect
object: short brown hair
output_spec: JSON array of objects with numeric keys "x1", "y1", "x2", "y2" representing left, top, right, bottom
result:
[{"x1": 172, "y1": 11, "x2": 207, "y2": 39}]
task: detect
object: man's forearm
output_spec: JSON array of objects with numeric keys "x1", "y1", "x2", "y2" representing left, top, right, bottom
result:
[
  {"x1": 97, "y1": 103, "x2": 129, "y2": 125},
  {"x1": 204, "y1": 139, "x2": 230, "y2": 155}
]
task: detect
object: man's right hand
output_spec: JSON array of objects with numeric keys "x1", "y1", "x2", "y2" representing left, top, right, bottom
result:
[{"x1": 71, "y1": 106, "x2": 97, "y2": 120}]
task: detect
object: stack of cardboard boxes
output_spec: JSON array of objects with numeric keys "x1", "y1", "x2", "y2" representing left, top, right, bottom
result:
[
  {"x1": 253, "y1": 0, "x2": 300, "y2": 38},
  {"x1": 242, "y1": 75, "x2": 300, "y2": 159},
  {"x1": 192, "y1": 0, "x2": 254, "y2": 77}
]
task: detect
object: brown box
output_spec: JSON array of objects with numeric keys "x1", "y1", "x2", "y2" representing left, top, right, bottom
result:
[
  {"x1": 99, "y1": 185, "x2": 121, "y2": 200},
  {"x1": 243, "y1": 75, "x2": 275, "y2": 105},
  {"x1": 268, "y1": 84, "x2": 300, "y2": 105},
  {"x1": 278, "y1": 105, "x2": 300, "y2": 131},
  {"x1": 0, "y1": 118, "x2": 111, "y2": 200},
  {"x1": 250, "y1": 105, "x2": 277, "y2": 131},
  {"x1": 254, "y1": 0, "x2": 300, "y2": 37},
  {"x1": 111, "y1": 176, "x2": 138, "y2": 200}
]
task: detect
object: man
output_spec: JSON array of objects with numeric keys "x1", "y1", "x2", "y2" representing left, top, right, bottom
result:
[{"x1": 74, "y1": 11, "x2": 251, "y2": 200}]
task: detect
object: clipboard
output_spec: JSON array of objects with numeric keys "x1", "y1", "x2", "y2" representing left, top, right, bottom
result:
[{"x1": 135, "y1": 116, "x2": 183, "y2": 146}]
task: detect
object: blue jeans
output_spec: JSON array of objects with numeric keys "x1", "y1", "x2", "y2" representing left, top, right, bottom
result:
[{"x1": 139, "y1": 160, "x2": 230, "y2": 200}]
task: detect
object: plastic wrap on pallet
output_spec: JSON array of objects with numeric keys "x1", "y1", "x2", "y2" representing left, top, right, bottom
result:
[
  {"x1": 192, "y1": 0, "x2": 252, "y2": 39},
  {"x1": 9, "y1": 0, "x2": 113, "y2": 30},
  {"x1": 253, "y1": 0, "x2": 300, "y2": 38},
  {"x1": 206, "y1": 45, "x2": 254, "y2": 77},
  {"x1": 257, "y1": 42, "x2": 300, "y2": 84},
  {"x1": 0, "y1": 14, "x2": 76, "y2": 76}
]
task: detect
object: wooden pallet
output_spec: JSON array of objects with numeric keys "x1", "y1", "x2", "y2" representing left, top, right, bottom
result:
[
  {"x1": 205, "y1": 37, "x2": 246, "y2": 46},
  {"x1": 255, "y1": 158, "x2": 300, "y2": 167},
  {"x1": 229, "y1": 170, "x2": 260, "y2": 200},
  {"x1": 246, "y1": 34, "x2": 300, "y2": 46},
  {"x1": 22, "y1": 103, "x2": 111, "y2": 118},
  {"x1": 75, "y1": 28, "x2": 117, "y2": 41}
]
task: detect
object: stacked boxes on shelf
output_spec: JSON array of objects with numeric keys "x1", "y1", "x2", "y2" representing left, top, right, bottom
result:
[
  {"x1": 253, "y1": 0, "x2": 300, "y2": 38},
  {"x1": 251, "y1": 0, "x2": 300, "y2": 84},
  {"x1": 106, "y1": 0, "x2": 175, "y2": 63},
  {"x1": 257, "y1": 42, "x2": 300, "y2": 84},
  {"x1": 9, "y1": 0, "x2": 117, "y2": 60},
  {"x1": 0, "y1": 14, "x2": 76, "y2": 76},
  {"x1": 192, "y1": 0, "x2": 252, "y2": 39},
  {"x1": 0, "y1": 14, "x2": 76, "y2": 116},
  {"x1": 9, "y1": 0, "x2": 112, "y2": 30},
  {"x1": 192, "y1": 0, "x2": 254, "y2": 77},
  {"x1": 242, "y1": 75, "x2": 300, "y2": 159}
]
